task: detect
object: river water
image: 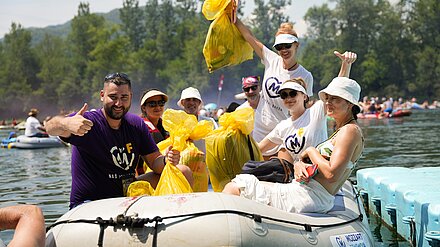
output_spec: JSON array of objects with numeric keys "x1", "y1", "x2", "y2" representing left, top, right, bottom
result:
[{"x1": 1, "y1": 109, "x2": 439, "y2": 246}]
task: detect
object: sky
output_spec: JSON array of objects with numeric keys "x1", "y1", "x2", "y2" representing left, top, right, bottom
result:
[{"x1": 0, "y1": 0, "x2": 330, "y2": 39}]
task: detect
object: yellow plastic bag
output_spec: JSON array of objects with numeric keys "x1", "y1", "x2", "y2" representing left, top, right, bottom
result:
[
  {"x1": 205, "y1": 108, "x2": 263, "y2": 192},
  {"x1": 180, "y1": 142, "x2": 209, "y2": 192},
  {"x1": 150, "y1": 109, "x2": 214, "y2": 195},
  {"x1": 202, "y1": 0, "x2": 231, "y2": 20},
  {"x1": 127, "y1": 181, "x2": 155, "y2": 197},
  {"x1": 154, "y1": 163, "x2": 193, "y2": 196},
  {"x1": 203, "y1": 13, "x2": 253, "y2": 72},
  {"x1": 202, "y1": 0, "x2": 253, "y2": 72}
]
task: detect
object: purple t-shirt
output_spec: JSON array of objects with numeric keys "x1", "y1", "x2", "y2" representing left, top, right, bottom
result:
[{"x1": 62, "y1": 109, "x2": 158, "y2": 208}]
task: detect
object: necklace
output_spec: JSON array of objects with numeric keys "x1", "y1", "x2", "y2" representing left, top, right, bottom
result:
[
  {"x1": 286, "y1": 62, "x2": 298, "y2": 71},
  {"x1": 329, "y1": 118, "x2": 355, "y2": 139}
]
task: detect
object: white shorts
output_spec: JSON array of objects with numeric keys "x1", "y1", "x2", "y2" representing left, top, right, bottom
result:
[{"x1": 232, "y1": 174, "x2": 335, "y2": 213}]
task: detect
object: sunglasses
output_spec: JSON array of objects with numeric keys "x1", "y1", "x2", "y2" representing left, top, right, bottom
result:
[
  {"x1": 243, "y1": 85, "x2": 258, "y2": 92},
  {"x1": 145, "y1": 100, "x2": 166, "y2": 107},
  {"x1": 274, "y1": 43, "x2": 293, "y2": 51},
  {"x1": 104, "y1": 72, "x2": 131, "y2": 82},
  {"x1": 280, "y1": 90, "x2": 298, "y2": 99}
]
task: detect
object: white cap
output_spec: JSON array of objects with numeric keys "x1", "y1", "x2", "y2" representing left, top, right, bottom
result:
[
  {"x1": 318, "y1": 77, "x2": 361, "y2": 112},
  {"x1": 177, "y1": 87, "x2": 203, "y2": 108},
  {"x1": 279, "y1": 81, "x2": 307, "y2": 95},
  {"x1": 273, "y1": 34, "x2": 299, "y2": 47}
]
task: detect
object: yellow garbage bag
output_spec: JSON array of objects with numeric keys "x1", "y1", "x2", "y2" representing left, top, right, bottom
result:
[
  {"x1": 140, "y1": 109, "x2": 214, "y2": 195},
  {"x1": 203, "y1": 12, "x2": 253, "y2": 72},
  {"x1": 154, "y1": 163, "x2": 193, "y2": 196},
  {"x1": 180, "y1": 142, "x2": 209, "y2": 192},
  {"x1": 202, "y1": 0, "x2": 253, "y2": 72},
  {"x1": 127, "y1": 181, "x2": 155, "y2": 197},
  {"x1": 202, "y1": 0, "x2": 231, "y2": 20},
  {"x1": 161, "y1": 109, "x2": 198, "y2": 151},
  {"x1": 205, "y1": 108, "x2": 262, "y2": 192}
]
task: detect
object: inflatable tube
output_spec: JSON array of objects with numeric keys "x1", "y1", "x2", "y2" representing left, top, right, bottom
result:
[
  {"x1": 8, "y1": 135, "x2": 67, "y2": 149},
  {"x1": 389, "y1": 109, "x2": 412, "y2": 118},
  {"x1": 357, "y1": 109, "x2": 412, "y2": 119},
  {"x1": 46, "y1": 181, "x2": 373, "y2": 247}
]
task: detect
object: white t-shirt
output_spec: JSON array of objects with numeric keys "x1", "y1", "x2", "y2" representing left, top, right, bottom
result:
[
  {"x1": 24, "y1": 116, "x2": 42, "y2": 136},
  {"x1": 259, "y1": 46, "x2": 314, "y2": 135},
  {"x1": 266, "y1": 100, "x2": 327, "y2": 162},
  {"x1": 237, "y1": 97, "x2": 279, "y2": 156}
]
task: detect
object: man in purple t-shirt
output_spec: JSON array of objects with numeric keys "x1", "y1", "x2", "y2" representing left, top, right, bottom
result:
[{"x1": 46, "y1": 73, "x2": 192, "y2": 209}]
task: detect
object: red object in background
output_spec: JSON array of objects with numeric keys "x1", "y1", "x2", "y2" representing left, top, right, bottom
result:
[{"x1": 218, "y1": 74, "x2": 224, "y2": 91}]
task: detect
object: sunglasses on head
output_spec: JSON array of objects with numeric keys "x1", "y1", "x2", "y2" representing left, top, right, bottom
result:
[
  {"x1": 104, "y1": 72, "x2": 130, "y2": 82},
  {"x1": 280, "y1": 90, "x2": 298, "y2": 99},
  {"x1": 243, "y1": 85, "x2": 258, "y2": 92},
  {"x1": 145, "y1": 100, "x2": 166, "y2": 107},
  {"x1": 274, "y1": 43, "x2": 293, "y2": 51}
]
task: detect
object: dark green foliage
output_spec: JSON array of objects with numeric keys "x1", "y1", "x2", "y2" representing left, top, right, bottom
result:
[
  {"x1": 301, "y1": 0, "x2": 439, "y2": 101},
  {"x1": 0, "y1": 0, "x2": 438, "y2": 119}
]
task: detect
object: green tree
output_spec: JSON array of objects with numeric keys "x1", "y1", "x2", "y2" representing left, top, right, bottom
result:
[
  {"x1": 0, "y1": 23, "x2": 39, "y2": 115},
  {"x1": 144, "y1": 0, "x2": 160, "y2": 41},
  {"x1": 407, "y1": 0, "x2": 440, "y2": 100},
  {"x1": 120, "y1": 0, "x2": 145, "y2": 51},
  {"x1": 251, "y1": 0, "x2": 291, "y2": 47},
  {"x1": 86, "y1": 25, "x2": 132, "y2": 106},
  {"x1": 302, "y1": 4, "x2": 338, "y2": 90},
  {"x1": 35, "y1": 34, "x2": 71, "y2": 109},
  {"x1": 67, "y1": 2, "x2": 106, "y2": 98}
]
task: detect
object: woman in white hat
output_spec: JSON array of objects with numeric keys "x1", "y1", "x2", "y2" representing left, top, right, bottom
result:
[
  {"x1": 136, "y1": 89, "x2": 170, "y2": 175},
  {"x1": 140, "y1": 89, "x2": 169, "y2": 144},
  {"x1": 223, "y1": 52, "x2": 364, "y2": 214},
  {"x1": 233, "y1": 20, "x2": 312, "y2": 157},
  {"x1": 257, "y1": 77, "x2": 328, "y2": 164}
]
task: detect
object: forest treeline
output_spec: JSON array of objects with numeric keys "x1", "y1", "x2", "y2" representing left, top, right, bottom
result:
[{"x1": 0, "y1": 0, "x2": 438, "y2": 119}]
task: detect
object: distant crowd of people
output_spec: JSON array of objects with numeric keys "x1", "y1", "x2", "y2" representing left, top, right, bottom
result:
[{"x1": 359, "y1": 96, "x2": 439, "y2": 115}]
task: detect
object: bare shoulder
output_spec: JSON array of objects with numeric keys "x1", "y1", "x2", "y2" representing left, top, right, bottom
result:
[{"x1": 338, "y1": 123, "x2": 363, "y2": 142}]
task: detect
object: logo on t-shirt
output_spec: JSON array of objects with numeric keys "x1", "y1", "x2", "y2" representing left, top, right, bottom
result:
[
  {"x1": 265, "y1": 77, "x2": 282, "y2": 98},
  {"x1": 110, "y1": 143, "x2": 135, "y2": 171},
  {"x1": 285, "y1": 133, "x2": 306, "y2": 154}
]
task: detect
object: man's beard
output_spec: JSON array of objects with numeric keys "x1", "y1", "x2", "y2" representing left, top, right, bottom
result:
[{"x1": 104, "y1": 104, "x2": 130, "y2": 120}]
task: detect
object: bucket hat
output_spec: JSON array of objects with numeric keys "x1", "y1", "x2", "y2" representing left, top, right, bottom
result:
[
  {"x1": 318, "y1": 77, "x2": 361, "y2": 112},
  {"x1": 177, "y1": 87, "x2": 203, "y2": 108}
]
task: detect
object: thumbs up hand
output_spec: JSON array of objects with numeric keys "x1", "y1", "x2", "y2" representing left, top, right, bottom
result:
[
  {"x1": 67, "y1": 103, "x2": 94, "y2": 136},
  {"x1": 334, "y1": 51, "x2": 357, "y2": 65}
]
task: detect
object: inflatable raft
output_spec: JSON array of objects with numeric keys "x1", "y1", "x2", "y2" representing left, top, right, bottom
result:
[
  {"x1": 357, "y1": 109, "x2": 412, "y2": 119},
  {"x1": 46, "y1": 181, "x2": 373, "y2": 247},
  {"x1": 7, "y1": 135, "x2": 67, "y2": 149}
]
